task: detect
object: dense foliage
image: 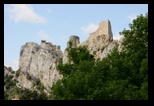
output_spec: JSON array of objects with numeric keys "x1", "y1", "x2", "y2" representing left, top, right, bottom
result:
[{"x1": 51, "y1": 12, "x2": 148, "y2": 100}]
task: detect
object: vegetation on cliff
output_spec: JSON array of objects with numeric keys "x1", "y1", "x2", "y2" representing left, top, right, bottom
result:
[{"x1": 4, "y1": 69, "x2": 48, "y2": 100}]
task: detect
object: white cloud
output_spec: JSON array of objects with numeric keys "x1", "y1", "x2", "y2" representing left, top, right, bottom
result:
[
  {"x1": 81, "y1": 23, "x2": 98, "y2": 35},
  {"x1": 7, "y1": 4, "x2": 46, "y2": 23},
  {"x1": 128, "y1": 14, "x2": 137, "y2": 22},
  {"x1": 38, "y1": 30, "x2": 50, "y2": 40}
]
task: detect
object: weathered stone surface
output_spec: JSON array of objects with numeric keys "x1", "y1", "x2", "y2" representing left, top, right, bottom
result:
[
  {"x1": 63, "y1": 49, "x2": 69, "y2": 64},
  {"x1": 18, "y1": 41, "x2": 63, "y2": 90},
  {"x1": 88, "y1": 20, "x2": 113, "y2": 42},
  {"x1": 63, "y1": 35, "x2": 80, "y2": 64},
  {"x1": 4, "y1": 66, "x2": 14, "y2": 76},
  {"x1": 17, "y1": 71, "x2": 33, "y2": 89},
  {"x1": 100, "y1": 40, "x2": 119, "y2": 59},
  {"x1": 118, "y1": 36, "x2": 124, "y2": 52},
  {"x1": 5, "y1": 20, "x2": 124, "y2": 92},
  {"x1": 68, "y1": 35, "x2": 80, "y2": 48},
  {"x1": 63, "y1": 20, "x2": 124, "y2": 63},
  {"x1": 77, "y1": 20, "x2": 112, "y2": 58},
  {"x1": 77, "y1": 20, "x2": 123, "y2": 59}
]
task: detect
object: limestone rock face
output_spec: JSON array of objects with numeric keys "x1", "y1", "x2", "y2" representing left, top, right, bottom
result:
[
  {"x1": 118, "y1": 36, "x2": 124, "y2": 52},
  {"x1": 19, "y1": 41, "x2": 63, "y2": 90},
  {"x1": 63, "y1": 50, "x2": 69, "y2": 64},
  {"x1": 17, "y1": 71, "x2": 33, "y2": 89},
  {"x1": 100, "y1": 40, "x2": 119, "y2": 59}
]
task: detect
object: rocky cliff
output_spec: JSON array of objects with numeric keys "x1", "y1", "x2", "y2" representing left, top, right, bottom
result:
[
  {"x1": 6, "y1": 20, "x2": 124, "y2": 91},
  {"x1": 18, "y1": 40, "x2": 63, "y2": 90}
]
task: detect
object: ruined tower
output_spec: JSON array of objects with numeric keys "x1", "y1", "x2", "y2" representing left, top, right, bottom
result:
[
  {"x1": 67, "y1": 35, "x2": 80, "y2": 48},
  {"x1": 41, "y1": 40, "x2": 46, "y2": 44},
  {"x1": 89, "y1": 20, "x2": 113, "y2": 42}
]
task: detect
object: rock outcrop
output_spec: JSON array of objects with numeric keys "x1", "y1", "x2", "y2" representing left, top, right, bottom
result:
[
  {"x1": 18, "y1": 40, "x2": 63, "y2": 90},
  {"x1": 6, "y1": 19, "x2": 124, "y2": 92},
  {"x1": 4, "y1": 66, "x2": 15, "y2": 76}
]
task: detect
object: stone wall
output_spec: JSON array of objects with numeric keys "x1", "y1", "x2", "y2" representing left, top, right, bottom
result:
[
  {"x1": 77, "y1": 20, "x2": 122, "y2": 59},
  {"x1": 89, "y1": 20, "x2": 113, "y2": 42}
]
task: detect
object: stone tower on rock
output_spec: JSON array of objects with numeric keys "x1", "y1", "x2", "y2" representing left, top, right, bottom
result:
[{"x1": 89, "y1": 20, "x2": 113, "y2": 42}]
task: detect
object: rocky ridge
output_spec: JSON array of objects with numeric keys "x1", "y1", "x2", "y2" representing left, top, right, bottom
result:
[{"x1": 5, "y1": 20, "x2": 124, "y2": 92}]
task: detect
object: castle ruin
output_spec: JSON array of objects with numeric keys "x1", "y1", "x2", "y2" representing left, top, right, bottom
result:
[
  {"x1": 66, "y1": 20, "x2": 113, "y2": 49},
  {"x1": 67, "y1": 35, "x2": 80, "y2": 48},
  {"x1": 41, "y1": 40, "x2": 46, "y2": 44},
  {"x1": 89, "y1": 20, "x2": 113, "y2": 42},
  {"x1": 41, "y1": 40, "x2": 60, "y2": 51}
]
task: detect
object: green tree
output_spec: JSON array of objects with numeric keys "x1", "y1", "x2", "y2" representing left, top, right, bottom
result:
[
  {"x1": 52, "y1": 44, "x2": 95, "y2": 100},
  {"x1": 119, "y1": 12, "x2": 148, "y2": 99},
  {"x1": 15, "y1": 71, "x2": 20, "y2": 77}
]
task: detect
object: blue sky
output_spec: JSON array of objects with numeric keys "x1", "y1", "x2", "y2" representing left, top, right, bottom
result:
[{"x1": 4, "y1": 4, "x2": 148, "y2": 70}]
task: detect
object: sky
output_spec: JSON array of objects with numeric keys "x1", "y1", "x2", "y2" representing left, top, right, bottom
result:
[{"x1": 4, "y1": 4, "x2": 148, "y2": 71}]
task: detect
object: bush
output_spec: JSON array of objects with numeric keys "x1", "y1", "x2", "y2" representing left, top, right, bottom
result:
[
  {"x1": 26, "y1": 73, "x2": 32, "y2": 80},
  {"x1": 33, "y1": 78, "x2": 40, "y2": 86},
  {"x1": 15, "y1": 71, "x2": 20, "y2": 77}
]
